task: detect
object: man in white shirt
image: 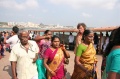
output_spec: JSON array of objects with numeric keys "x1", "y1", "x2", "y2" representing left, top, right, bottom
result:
[
  {"x1": 68, "y1": 32, "x2": 74, "y2": 50},
  {"x1": 29, "y1": 31, "x2": 33, "y2": 40},
  {"x1": 9, "y1": 30, "x2": 39, "y2": 79},
  {"x1": 4, "y1": 26, "x2": 19, "y2": 52}
]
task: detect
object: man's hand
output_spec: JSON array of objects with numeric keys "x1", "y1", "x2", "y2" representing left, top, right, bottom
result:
[
  {"x1": 33, "y1": 54, "x2": 38, "y2": 63},
  {"x1": 33, "y1": 58, "x2": 37, "y2": 63}
]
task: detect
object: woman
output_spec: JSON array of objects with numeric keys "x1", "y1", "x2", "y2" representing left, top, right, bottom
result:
[
  {"x1": 71, "y1": 30, "x2": 97, "y2": 79},
  {"x1": 74, "y1": 23, "x2": 86, "y2": 54},
  {"x1": 44, "y1": 35, "x2": 70, "y2": 79},
  {"x1": 104, "y1": 27, "x2": 120, "y2": 79},
  {"x1": 35, "y1": 30, "x2": 52, "y2": 79},
  {"x1": 37, "y1": 30, "x2": 52, "y2": 58}
]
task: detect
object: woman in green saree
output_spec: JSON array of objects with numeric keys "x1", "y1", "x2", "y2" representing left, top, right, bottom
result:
[{"x1": 71, "y1": 30, "x2": 98, "y2": 79}]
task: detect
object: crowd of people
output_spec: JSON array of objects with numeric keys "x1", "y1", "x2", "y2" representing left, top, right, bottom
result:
[
  {"x1": 0, "y1": 26, "x2": 19, "y2": 59},
  {"x1": 0, "y1": 23, "x2": 120, "y2": 79}
]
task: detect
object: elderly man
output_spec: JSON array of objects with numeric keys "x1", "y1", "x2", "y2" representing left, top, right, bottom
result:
[{"x1": 9, "y1": 30, "x2": 39, "y2": 79}]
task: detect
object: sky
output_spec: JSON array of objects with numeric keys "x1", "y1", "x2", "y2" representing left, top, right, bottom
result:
[{"x1": 0, "y1": 0, "x2": 120, "y2": 27}]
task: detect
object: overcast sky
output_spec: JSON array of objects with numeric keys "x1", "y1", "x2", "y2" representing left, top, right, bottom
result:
[{"x1": 0, "y1": 0, "x2": 120, "y2": 27}]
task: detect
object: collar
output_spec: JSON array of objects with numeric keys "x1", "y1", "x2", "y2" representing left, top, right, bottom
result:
[{"x1": 19, "y1": 41, "x2": 33, "y2": 49}]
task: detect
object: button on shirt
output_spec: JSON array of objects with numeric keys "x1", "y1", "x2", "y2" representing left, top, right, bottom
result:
[{"x1": 9, "y1": 40, "x2": 39, "y2": 79}]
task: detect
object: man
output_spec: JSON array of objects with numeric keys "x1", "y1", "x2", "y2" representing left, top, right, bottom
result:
[
  {"x1": 68, "y1": 32, "x2": 74, "y2": 50},
  {"x1": 29, "y1": 31, "x2": 33, "y2": 40},
  {"x1": 9, "y1": 30, "x2": 39, "y2": 79},
  {"x1": 4, "y1": 26, "x2": 19, "y2": 52}
]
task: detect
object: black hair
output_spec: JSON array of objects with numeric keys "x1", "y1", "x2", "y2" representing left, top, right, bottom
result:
[
  {"x1": 100, "y1": 32, "x2": 103, "y2": 36},
  {"x1": 106, "y1": 32, "x2": 109, "y2": 37},
  {"x1": 44, "y1": 30, "x2": 50, "y2": 34},
  {"x1": 94, "y1": 33, "x2": 97, "y2": 35},
  {"x1": 77, "y1": 23, "x2": 86, "y2": 30},
  {"x1": 104, "y1": 27, "x2": 120, "y2": 57},
  {"x1": 12, "y1": 26, "x2": 19, "y2": 34},
  {"x1": 51, "y1": 35, "x2": 61, "y2": 42},
  {"x1": 83, "y1": 29, "x2": 93, "y2": 36},
  {"x1": 4, "y1": 31, "x2": 6, "y2": 34},
  {"x1": 70, "y1": 32, "x2": 72, "y2": 35}
]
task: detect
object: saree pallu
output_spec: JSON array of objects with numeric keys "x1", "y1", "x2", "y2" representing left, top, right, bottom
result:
[
  {"x1": 36, "y1": 56, "x2": 46, "y2": 79},
  {"x1": 71, "y1": 43, "x2": 97, "y2": 79},
  {"x1": 36, "y1": 40, "x2": 51, "y2": 79},
  {"x1": 47, "y1": 48, "x2": 65, "y2": 79}
]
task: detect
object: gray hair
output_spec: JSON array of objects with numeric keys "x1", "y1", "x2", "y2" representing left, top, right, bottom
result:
[{"x1": 18, "y1": 29, "x2": 28, "y2": 36}]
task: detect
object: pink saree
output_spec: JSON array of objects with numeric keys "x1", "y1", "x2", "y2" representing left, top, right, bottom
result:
[{"x1": 44, "y1": 48, "x2": 65, "y2": 79}]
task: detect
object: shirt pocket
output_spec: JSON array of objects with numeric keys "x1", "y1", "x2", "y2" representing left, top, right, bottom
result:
[
  {"x1": 16, "y1": 49, "x2": 27, "y2": 58},
  {"x1": 28, "y1": 50, "x2": 36, "y2": 59}
]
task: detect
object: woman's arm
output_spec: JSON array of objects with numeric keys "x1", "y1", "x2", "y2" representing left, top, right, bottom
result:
[
  {"x1": 34, "y1": 35, "x2": 50, "y2": 42},
  {"x1": 61, "y1": 45, "x2": 70, "y2": 58},
  {"x1": 75, "y1": 56, "x2": 91, "y2": 76},
  {"x1": 108, "y1": 72, "x2": 116, "y2": 79},
  {"x1": 74, "y1": 35, "x2": 82, "y2": 54},
  {"x1": 75, "y1": 56, "x2": 87, "y2": 72},
  {"x1": 44, "y1": 58, "x2": 56, "y2": 76},
  {"x1": 63, "y1": 49, "x2": 70, "y2": 58},
  {"x1": 76, "y1": 35, "x2": 82, "y2": 46}
]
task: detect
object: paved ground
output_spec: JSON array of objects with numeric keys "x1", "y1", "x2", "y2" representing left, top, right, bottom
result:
[{"x1": 0, "y1": 51, "x2": 102, "y2": 79}]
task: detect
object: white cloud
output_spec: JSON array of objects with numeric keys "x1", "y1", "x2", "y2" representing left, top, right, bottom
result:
[
  {"x1": 81, "y1": 12, "x2": 92, "y2": 18},
  {"x1": 28, "y1": 14, "x2": 32, "y2": 17},
  {"x1": 49, "y1": 0, "x2": 118, "y2": 10},
  {"x1": 0, "y1": 0, "x2": 39, "y2": 10}
]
